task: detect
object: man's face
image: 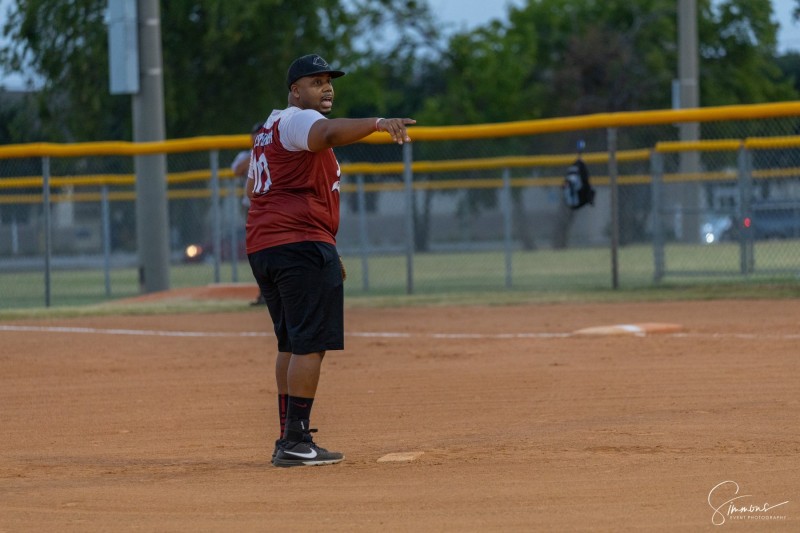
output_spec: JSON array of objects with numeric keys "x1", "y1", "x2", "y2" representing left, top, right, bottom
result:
[{"x1": 293, "y1": 74, "x2": 335, "y2": 115}]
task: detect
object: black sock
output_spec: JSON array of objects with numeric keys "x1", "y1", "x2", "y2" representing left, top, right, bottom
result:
[
  {"x1": 284, "y1": 396, "x2": 314, "y2": 441},
  {"x1": 287, "y1": 395, "x2": 314, "y2": 421},
  {"x1": 278, "y1": 394, "x2": 288, "y2": 438}
]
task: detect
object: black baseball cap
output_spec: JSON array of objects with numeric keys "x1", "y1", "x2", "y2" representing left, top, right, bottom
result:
[{"x1": 286, "y1": 54, "x2": 346, "y2": 89}]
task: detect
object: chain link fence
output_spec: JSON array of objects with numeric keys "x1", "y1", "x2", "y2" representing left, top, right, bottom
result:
[{"x1": 2, "y1": 104, "x2": 800, "y2": 309}]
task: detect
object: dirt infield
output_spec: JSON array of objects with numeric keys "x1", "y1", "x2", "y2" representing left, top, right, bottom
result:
[{"x1": 1, "y1": 289, "x2": 798, "y2": 531}]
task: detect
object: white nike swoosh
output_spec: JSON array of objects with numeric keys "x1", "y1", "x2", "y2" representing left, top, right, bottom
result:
[{"x1": 284, "y1": 449, "x2": 318, "y2": 459}]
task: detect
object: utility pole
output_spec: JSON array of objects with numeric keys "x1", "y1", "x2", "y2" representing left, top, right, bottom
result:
[
  {"x1": 677, "y1": 0, "x2": 701, "y2": 242},
  {"x1": 132, "y1": 0, "x2": 169, "y2": 292}
]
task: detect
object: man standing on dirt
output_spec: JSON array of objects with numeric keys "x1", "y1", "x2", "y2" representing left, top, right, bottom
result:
[{"x1": 246, "y1": 54, "x2": 415, "y2": 467}]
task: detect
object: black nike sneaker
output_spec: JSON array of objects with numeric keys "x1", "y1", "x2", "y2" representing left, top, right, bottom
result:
[
  {"x1": 272, "y1": 429, "x2": 344, "y2": 467},
  {"x1": 272, "y1": 438, "x2": 287, "y2": 462}
]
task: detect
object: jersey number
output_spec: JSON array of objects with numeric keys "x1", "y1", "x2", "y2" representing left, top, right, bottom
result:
[{"x1": 250, "y1": 151, "x2": 272, "y2": 195}]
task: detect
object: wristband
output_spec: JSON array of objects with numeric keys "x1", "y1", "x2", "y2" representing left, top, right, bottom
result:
[{"x1": 375, "y1": 117, "x2": 384, "y2": 131}]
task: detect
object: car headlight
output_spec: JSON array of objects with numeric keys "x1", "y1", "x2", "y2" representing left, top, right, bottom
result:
[{"x1": 185, "y1": 244, "x2": 203, "y2": 260}]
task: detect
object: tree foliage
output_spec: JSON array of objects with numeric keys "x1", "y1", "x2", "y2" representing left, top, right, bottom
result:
[
  {"x1": 0, "y1": 0, "x2": 798, "y2": 144},
  {"x1": 0, "y1": 0, "x2": 440, "y2": 141},
  {"x1": 415, "y1": 0, "x2": 795, "y2": 128},
  {"x1": 699, "y1": 0, "x2": 795, "y2": 105},
  {"x1": 159, "y1": 0, "x2": 357, "y2": 137},
  {"x1": 1, "y1": 0, "x2": 124, "y2": 140}
]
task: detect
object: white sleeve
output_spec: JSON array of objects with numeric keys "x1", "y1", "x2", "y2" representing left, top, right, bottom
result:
[{"x1": 279, "y1": 109, "x2": 325, "y2": 151}]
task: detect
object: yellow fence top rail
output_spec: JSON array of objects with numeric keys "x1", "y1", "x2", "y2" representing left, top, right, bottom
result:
[
  {"x1": 745, "y1": 135, "x2": 800, "y2": 149},
  {"x1": 655, "y1": 139, "x2": 742, "y2": 153},
  {"x1": 0, "y1": 135, "x2": 251, "y2": 159},
  {"x1": 361, "y1": 101, "x2": 800, "y2": 143},
  {"x1": 2, "y1": 101, "x2": 800, "y2": 158}
]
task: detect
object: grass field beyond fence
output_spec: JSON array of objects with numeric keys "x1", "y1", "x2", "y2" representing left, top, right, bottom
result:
[{"x1": 2, "y1": 243, "x2": 799, "y2": 315}]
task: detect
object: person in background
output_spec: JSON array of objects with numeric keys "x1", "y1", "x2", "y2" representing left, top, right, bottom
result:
[{"x1": 231, "y1": 122, "x2": 265, "y2": 306}]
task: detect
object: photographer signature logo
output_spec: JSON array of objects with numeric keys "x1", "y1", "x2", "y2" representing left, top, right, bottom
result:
[{"x1": 708, "y1": 481, "x2": 789, "y2": 526}]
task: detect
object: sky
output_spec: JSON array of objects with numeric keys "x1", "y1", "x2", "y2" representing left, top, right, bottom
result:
[
  {"x1": 430, "y1": 0, "x2": 800, "y2": 50},
  {"x1": 1, "y1": 0, "x2": 800, "y2": 90}
]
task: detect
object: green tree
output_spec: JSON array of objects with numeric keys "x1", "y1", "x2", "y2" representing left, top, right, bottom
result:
[
  {"x1": 699, "y1": 0, "x2": 795, "y2": 106},
  {"x1": 160, "y1": 0, "x2": 358, "y2": 138},
  {"x1": 776, "y1": 51, "x2": 800, "y2": 94},
  {"x1": 0, "y1": 91, "x2": 41, "y2": 145},
  {"x1": 0, "y1": 0, "x2": 126, "y2": 141},
  {"x1": 332, "y1": 0, "x2": 443, "y2": 119},
  {"x1": 419, "y1": 0, "x2": 795, "y2": 126},
  {"x1": 0, "y1": 0, "x2": 439, "y2": 142},
  {"x1": 410, "y1": 0, "x2": 797, "y2": 248}
]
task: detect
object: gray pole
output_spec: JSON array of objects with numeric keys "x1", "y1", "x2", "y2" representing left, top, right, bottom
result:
[
  {"x1": 678, "y1": 0, "x2": 699, "y2": 113},
  {"x1": 42, "y1": 157, "x2": 52, "y2": 307},
  {"x1": 356, "y1": 174, "x2": 370, "y2": 292},
  {"x1": 501, "y1": 168, "x2": 513, "y2": 289},
  {"x1": 227, "y1": 177, "x2": 239, "y2": 282},
  {"x1": 210, "y1": 150, "x2": 221, "y2": 284},
  {"x1": 133, "y1": 0, "x2": 169, "y2": 293},
  {"x1": 403, "y1": 143, "x2": 415, "y2": 295},
  {"x1": 737, "y1": 146, "x2": 754, "y2": 274},
  {"x1": 678, "y1": 0, "x2": 701, "y2": 243},
  {"x1": 650, "y1": 151, "x2": 665, "y2": 282},
  {"x1": 608, "y1": 128, "x2": 619, "y2": 290},
  {"x1": 101, "y1": 184, "x2": 112, "y2": 297}
]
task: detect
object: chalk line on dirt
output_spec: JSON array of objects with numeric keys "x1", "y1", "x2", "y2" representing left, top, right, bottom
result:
[{"x1": 2, "y1": 324, "x2": 799, "y2": 341}]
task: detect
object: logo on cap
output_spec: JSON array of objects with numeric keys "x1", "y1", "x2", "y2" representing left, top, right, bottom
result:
[{"x1": 286, "y1": 54, "x2": 346, "y2": 89}]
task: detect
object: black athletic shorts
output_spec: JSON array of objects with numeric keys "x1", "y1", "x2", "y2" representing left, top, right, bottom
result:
[{"x1": 248, "y1": 241, "x2": 344, "y2": 355}]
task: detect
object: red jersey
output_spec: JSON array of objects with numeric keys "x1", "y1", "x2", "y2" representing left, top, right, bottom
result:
[{"x1": 245, "y1": 107, "x2": 342, "y2": 253}]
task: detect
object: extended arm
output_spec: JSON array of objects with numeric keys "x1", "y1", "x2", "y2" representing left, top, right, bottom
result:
[{"x1": 307, "y1": 117, "x2": 416, "y2": 152}]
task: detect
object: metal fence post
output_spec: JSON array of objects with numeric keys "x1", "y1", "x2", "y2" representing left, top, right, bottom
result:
[
  {"x1": 650, "y1": 150, "x2": 665, "y2": 282},
  {"x1": 501, "y1": 167, "x2": 513, "y2": 289},
  {"x1": 737, "y1": 144, "x2": 754, "y2": 274},
  {"x1": 101, "y1": 183, "x2": 112, "y2": 297},
  {"x1": 42, "y1": 156, "x2": 52, "y2": 307},
  {"x1": 210, "y1": 150, "x2": 221, "y2": 283},
  {"x1": 356, "y1": 174, "x2": 370, "y2": 292},
  {"x1": 607, "y1": 128, "x2": 619, "y2": 289},
  {"x1": 227, "y1": 177, "x2": 238, "y2": 282},
  {"x1": 403, "y1": 143, "x2": 414, "y2": 295}
]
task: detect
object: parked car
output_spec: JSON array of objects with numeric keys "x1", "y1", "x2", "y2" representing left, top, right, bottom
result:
[{"x1": 744, "y1": 202, "x2": 800, "y2": 240}]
